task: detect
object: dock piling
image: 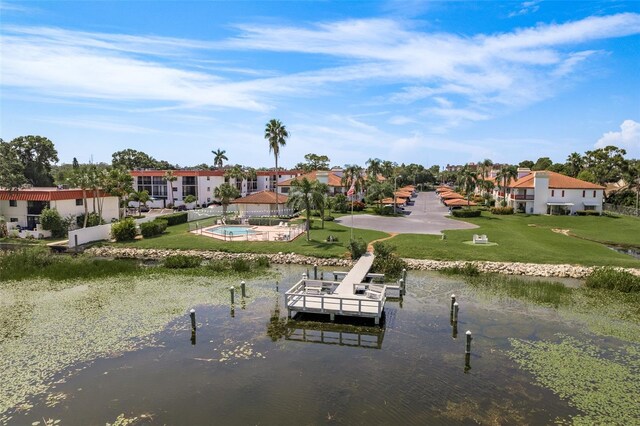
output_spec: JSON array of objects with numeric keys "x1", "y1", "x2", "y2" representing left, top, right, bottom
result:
[
  {"x1": 465, "y1": 330, "x2": 472, "y2": 354},
  {"x1": 230, "y1": 286, "x2": 235, "y2": 305},
  {"x1": 313, "y1": 264, "x2": 318, "y2": 280},
  {"x1": 189, "y1": 308, "x2": 196, "y2": 331},
  {"x1": 240, "y1": 280, "x2": 246, "y2": 298},
  {"x1": 453, "y1": 302, "x2": 459, "y2": 322},
  {"x1": 450, "y1": 294, "x2": 456, "y2": 311}
]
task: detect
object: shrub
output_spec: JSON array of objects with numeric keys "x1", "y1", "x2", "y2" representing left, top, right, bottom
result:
[
  {"x1": 350, "y1": 201, "x2": 365, "y2": 211},
  {"x1": 576, "y1": 210, "x2": 601, "y2": 216},
  {"x1": 348, "y1": 238, "x2": 367, "y2": 260},
  {"x1": 324, "y1": 215, "x2": 335, "y2": 222},
  {"x1": 40, "y1": 207, "x2": 67, "y2": 238},
  {"x1": 491, "y1": 206, "x2": 514, "y2": 215},
  {"x1": 157, "y1": 212, "x2": 188, "y2": 226},
  {"x1": 77, "y1": 212, "x2": 104, "y2": 228},
  {"x1": 586, "y1": 267, "x2": 640, "y2": 293},
  {"x1": 371, "y1": 242, "x2": 407, "y2": 279},
  {"x1": 111, "y1": 218, "x2": 137, "y2": 241},
  {"x1": 164, "y1": 255, "x2": 202, "y2": 269},
  {"x1": 332, "y1": 194, "x2": 349, "y2": 213},
  {"x1": 140, "y1": 219, "x2": 168, "y2": 238},
  {"x1": 225, "y1": 218, "x2": 241, "y2": 225},
  {"x1": 374, "y1": 205, "x2": 395, "y2": 216},
  {"x1": 451, "y1": 209, "x2": 481, "y2": 218},
  {"x1": 326, "y1": 235, "x2": 338, "y2": 242}
]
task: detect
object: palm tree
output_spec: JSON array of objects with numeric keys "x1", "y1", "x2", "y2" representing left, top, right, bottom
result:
[
  {"x1": 365, "y1": 181, "x2": 394, "y2": 213},
  {"x1": 495, "y1": 165, "x2": 518, "y2": 206},
  {"x1": 287, "y1": 177, "x2": 315, "y2": 241},
  {"x1": 457, "y1": 166, "x2": 478, "y2": 208},
  {"x1": 381, "y1": 160, "x2": 396, "y2": 179},
  {"x1": 103, "y1": 168, "x2": 134, "y2": 219},
  {"x1": 212, "y1": 149, "x2": 228, "y2": 169},
  {"x1": 365, "y1": 158, "x2": 383, "y2": 183},
  {"x1": 264, "y1": 119, "x2": 289, "y2": 215},
  {"x1": 341, "y1": 164, "x2": 365, "y2": 198},
  {"x1": 565, "y1": 152, "x2": 583, "y2": 178},
  {"x1": 214, "y1": 183, "x2": 240, "y2": 216},
  {"x1": 163, "y1": 170, "x2": 178, "y2": 206},
  {"x1": 313, "y1": 182, "x2": 330, "y2": 229},
  {"x1": 69, "y1": 167, "x2": 92, "y2": 228},
  {"x1": 130, "y1": 190, "x2": 151, "y2": 215}
]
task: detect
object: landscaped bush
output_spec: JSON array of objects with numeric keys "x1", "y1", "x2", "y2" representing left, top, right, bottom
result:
[
  {"x1": 451, "y1": 209, "x2": 481, "y2": 218},
  {"x1": 491, "y1": 206, "x2": 514, "y2": 215},
  {"x1": 350, "y1": 201, "x2": 365, "y2": 211},
  {"x1": 76, "y1": 212, "x2": 104, "y2": 228},
  {"x1": 157, "y1": 212, "x2": 188, "y2": 226},
  {"x1": 40, "y1": 207, "x2": 67, "y2": 238},
  {"x1": 586, "y1": 267, "x2": 640, "y2": 293},
  {"x1": 348, "y1": 238, "x2": 367, "y2": 260},
  {"x1": 111, "y1": 218, "x2": 137, "y2": 241},
  {"x1": 140, "y1": 219, "x2": 168, "y2": 238},
  {"x1": 332, "y1": 194, "x2": 349, "y2": 213},
  {"x1": 163, "y1": 255, "x2": 202, "y2": 269},
  {"x1": 576, "y1": 210, "x2": 601, "y2": 216},
  {"x1": 374, "y1": 205, "x2": 395, "y2": 216},
  {"x1": 225, "y1": 218, "x2": 241, "y2": 225},
  {"x1": 324, "y1": 215, "x2": 335, "y2": 222}
]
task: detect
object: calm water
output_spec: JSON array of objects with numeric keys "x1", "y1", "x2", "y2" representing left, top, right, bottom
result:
[
  {"x1": 204, "y1": 225, "x2": 258, "y2": 236},
  {"x1": 11, "y1": 268, "x2": 594, "y2": 424}
]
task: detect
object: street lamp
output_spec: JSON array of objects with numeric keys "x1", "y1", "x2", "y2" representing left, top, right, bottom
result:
[{"x1": 394, "y1": 175, "x2": 402, "y2": 211}]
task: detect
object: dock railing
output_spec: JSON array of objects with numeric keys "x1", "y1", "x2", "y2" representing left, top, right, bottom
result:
[{"x1": 285, "y1": 280, "x2": 385, "y2": 317}]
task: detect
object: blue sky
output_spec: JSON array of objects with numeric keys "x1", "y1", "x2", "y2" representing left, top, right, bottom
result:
[{"x1": 1, "y1": 1, "x2": 639, "y2": 169}]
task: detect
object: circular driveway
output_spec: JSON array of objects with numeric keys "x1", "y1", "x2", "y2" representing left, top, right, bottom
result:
[{"x1": 335, "y1": 192, "x2": 478, "y2": 235}]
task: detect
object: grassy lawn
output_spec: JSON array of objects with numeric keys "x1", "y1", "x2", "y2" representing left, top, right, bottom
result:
[
  {"x1": 392, "y1": 212, "x2": 640, "y2": 267},
  {"x1": 110, "y1": 220, "x2": 389, "y2": 258}
]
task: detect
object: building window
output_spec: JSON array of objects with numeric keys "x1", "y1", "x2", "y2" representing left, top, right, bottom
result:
[
  {"x1": 551, "y1": 190, "x2": 555, "y2": 197},
  {"x1": 27, "y1": 201, "x2": 47, "y2": 215},
  {"x1": 9, "y1": 200, "x2": 17, "y2": 207},
  {"x1": 182, "y1": 176, "x2": 197, "y2": 197},
  {"x1": 247, "y1": 178, "x2": 258, "y2": 192},
  {"x1": 582, "y1": 190, "x2": 585, "y2": 197},
  {"x1": 561, "y1": 190, "x2": 565, "y2": 197},
  {"x1": 207, "y1": 187, "x2": 210, "y2": 192},
  {"x1": 76, "y1": 199, "x2": 83, "y2": 206},
  {"x1": 207, "y1": 176, "x2": 210, "y2": 181},
  {"x1": 584, "y1": 205, "x2": 596, "y2": 211},
  {"x1": 10, "y1": 218, "x2": 18, "y2": 222},
  {"x1": 593, "y1": 190, "x2": 596, "y2": 197}
]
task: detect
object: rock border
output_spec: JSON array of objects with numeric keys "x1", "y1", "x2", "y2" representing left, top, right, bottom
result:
[{"x1": 87, "y1": 247, "x2": 640, "y2": 279}]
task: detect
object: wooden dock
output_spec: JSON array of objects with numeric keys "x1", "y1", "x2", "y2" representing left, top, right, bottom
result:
[{"x1": 285, "y1": 253, "x2": 390, "y2": 325}]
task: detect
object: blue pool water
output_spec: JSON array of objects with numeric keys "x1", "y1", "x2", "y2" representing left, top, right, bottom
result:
[{"x1": 205, "y1": 225, "x2": 257, "y2": 236}]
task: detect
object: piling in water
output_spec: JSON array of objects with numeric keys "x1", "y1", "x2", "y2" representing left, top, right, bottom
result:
[
  {"x1": 453, "y1": 302, "x2": 459, "y2": 322},
  {"x1": 241, "y1": 280, "x2": 246, "y2": 298},
  {"x1": 314, "y1": 264, "x2": 318, "y2": 280},
  {"x1": 190, "y1": 308, "x2": 196, "y2": 331},
  {"x1": 230, "y1": 286, "x2": 235, "y2": 305},
  {"x1": 465, "y1": 330, "x2": 472, "y2": 354},
  {"x1": 450, "y1": 294, "x2": 456, "y2": 311}
]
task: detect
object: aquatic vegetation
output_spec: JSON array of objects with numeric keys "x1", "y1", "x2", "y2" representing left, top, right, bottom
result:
[
  {"x1": 586, "y1": 267, "x2": 640, "y2": 293},
  {"x1": 163, "y1": 254, "x2": 202, "y2": 268},
  {"x1": 0, "y1": 273, "x2": 276, "y2": 423},
  {"x1": 466, "y1": 274, "x2": 573, "y2": 308},
  {"x1": 508, "y1": 334, "x2": 640, "y2": 425},
  {"x1": 439, "y1": 262, "x2": 481, "y2": 277}
]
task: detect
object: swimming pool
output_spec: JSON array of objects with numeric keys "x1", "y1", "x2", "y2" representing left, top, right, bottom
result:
[{"x1": 204, "y1": 225, "x2": 258, "y2": 236}]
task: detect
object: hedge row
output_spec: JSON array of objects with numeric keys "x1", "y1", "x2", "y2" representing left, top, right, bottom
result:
[
  {"x1": 491, "y1": 206, "x2": 514, "y2": 215},
  {"x1": 451, "y1": 209, "x2": 481, "y2": 218},
  {"x1": 576, "y1": 210, "x2": 601, "y2": 216},
  {"x1": 157, "y1": 212, "x2": 188, "y2": 226},
  {"x1": 140, "y1": 219, "x2": 168, "y2": 238}
]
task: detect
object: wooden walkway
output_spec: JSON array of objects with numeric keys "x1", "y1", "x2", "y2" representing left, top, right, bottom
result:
[{"x1": 285, "y1": 253, "x2": 387, "y2": 325}]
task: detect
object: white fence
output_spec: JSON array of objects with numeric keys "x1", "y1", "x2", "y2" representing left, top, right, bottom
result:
[{"x1": 68, "y1": 223, "x2": 112, "y2": 248}]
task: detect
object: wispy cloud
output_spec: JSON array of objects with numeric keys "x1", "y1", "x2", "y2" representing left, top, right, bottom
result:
[
  {"x1": 2, "y1": 13, "x2": 639, "y2": 132},
  {"x1": 509, "y1": 1, "x2": 542, "y2": 18}
]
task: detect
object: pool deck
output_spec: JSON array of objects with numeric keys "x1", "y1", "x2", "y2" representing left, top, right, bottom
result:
[
  {"x1": 285, "y1": 253, "x2": 394, "y2": 325},
  {"x1": 191, "y1": 223, "x2": 304, "y2": 242}
]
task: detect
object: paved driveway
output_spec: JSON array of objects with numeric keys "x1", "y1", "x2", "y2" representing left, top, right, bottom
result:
[{"x1": 335, "y1": 192, "x2": 478, "y2": 235}]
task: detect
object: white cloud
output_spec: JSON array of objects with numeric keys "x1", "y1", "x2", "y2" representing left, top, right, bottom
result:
[
  {"x1": 509, "y1": 1, "x2": 541, "y2": 18},
  {"x1": 595, "y1": 120, "x2": 640, "y2": 154}
]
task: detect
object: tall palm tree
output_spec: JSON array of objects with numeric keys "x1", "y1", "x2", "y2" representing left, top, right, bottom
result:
[
  {"x1": 381, "y1": 160, "x2": 396, "y2": 179},
  {"x1": 264, "y1": 119, "x2": 289, "y2": 215},
  {"x1": 69, "y1": 167, "x2": 92, "y2": 228},
  {"x1": 212, "y1": 149, "x2": 228, "y2": 169},
  {"x1": 365, "y1": 181, "x2": 394, "y2": 213},
  {"x1": 103, "y1": 168, "x2": 134, "y2": 219},
  {"x1": 164, "y1": 170, "x2": 178, "y2": 206},
  {"x1": 130, "y1": 190, "x2": 151, "y2": 215},
  {"x1": 457, "y1": 166, "x2": 478, "y2": 208},
  {"x1": 287, "y1": 177, "x2": 315, "y2": 241},
  {"x1": 365, "y1": 158, "x2": 383, "y2": 183},
  {"x1": 214, "y1": 183, "x2": 240, "y2": 216},
  {"x1": 495, "y1": 165, "x2": 518, "y2": 205}
]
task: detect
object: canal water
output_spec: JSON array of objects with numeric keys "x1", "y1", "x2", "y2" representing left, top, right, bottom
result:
[{"x1": 6, "y1": 266, "x2": 631, "y2": 425}]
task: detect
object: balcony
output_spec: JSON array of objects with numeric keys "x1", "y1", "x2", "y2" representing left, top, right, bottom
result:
[{"x1": 511, "y1": 194, "x2": 534, "y2": 200}]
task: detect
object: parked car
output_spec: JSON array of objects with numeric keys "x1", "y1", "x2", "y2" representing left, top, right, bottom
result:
[
  {"x1": 383, "y1": 204, "x2": 405, "y2": 214},
  {"x1": 139, "y1": 205, "x2": 150, "y2": 213}
]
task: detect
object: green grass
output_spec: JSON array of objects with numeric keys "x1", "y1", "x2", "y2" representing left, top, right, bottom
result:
[
  {"x1": 392, "y1": 211, "x2": 640, "y2": 267},
  {"x1": 110, "y1": 220, "x2": 389, "y2": 258}
]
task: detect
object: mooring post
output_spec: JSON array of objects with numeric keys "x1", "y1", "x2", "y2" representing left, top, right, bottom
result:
[
  {"x1": 190, "y1": 308, "x2": 196, "y2": 331},
  {"x1": 452, "y1": 321, "x2": 458, "y2": 339},
  {"x1": 240, "y1": 280, "x2": 246, "y2": 298},
  {"x1": 465, "y1": 330, "x2": 472, "y2": 354},
  {"x1": 399, "y1": 278, "x2": 405, "y2": 296},
  {"x1": 402, "y1": 268, "x2": 407, "y2": 283},
  {"x1": 450, "y1": 294, "x2": 456, "y2": 311},
  {"x1": 74, "y1": 234, "x2": 79, "y2": 253},
  {"x1": 230, "y1": 286, "x2": 235, "y2": 305},
  {"x1": 453, "y1": 302, "x2": 459, "y2": 322},
  {"x1": 320, "y1": 271, "x2": 324, "y2": 280},
  {"x1": 313, "y1": 264, "x2": 318, "y2": 280}
]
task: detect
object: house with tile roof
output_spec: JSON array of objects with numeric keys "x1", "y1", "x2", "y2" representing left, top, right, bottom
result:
[
  {"x1": 278, "y1": 170, "x2": 347, "y2": 196},
  {"x1": 0, "y1": 187, "x2": 119, "y2": 232},
  {"x1": 500, "y1": 171, "x2": 605, "y2": 215}
]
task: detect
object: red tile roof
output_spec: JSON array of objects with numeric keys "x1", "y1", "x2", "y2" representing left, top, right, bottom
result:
[
  {"x1": 510, "y1": 171, "x2": 605, "y2": 190},
  {"x1": 279, "y1": 170, "x2": 344, "y2": 187},
  {"x1": 0, "y1": 188, "x2": 109, "y2": 201},
  {"x1": 231, "y1": 190, "x2": 288, "y2": 205},
  {"x1": 445, "y1": 198, "x2": 477, "y2": 207}
]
